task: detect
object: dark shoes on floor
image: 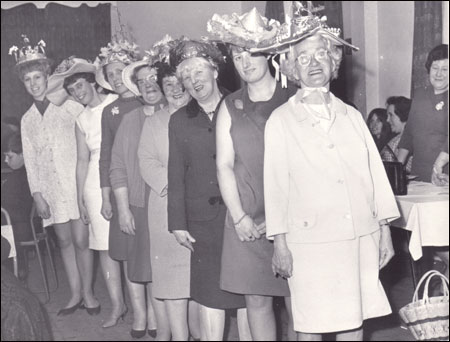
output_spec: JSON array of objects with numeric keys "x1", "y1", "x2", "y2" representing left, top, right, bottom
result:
[{"x1": 56, "y1": 300, "x2": 84, "y2": 316}]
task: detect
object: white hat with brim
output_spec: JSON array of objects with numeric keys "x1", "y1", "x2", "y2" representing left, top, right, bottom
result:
[
  {"x1": 122, "y1": 60, "x2": 149, "y2": 96},
  {"x1": 46, "y1": 58, "x2": 96, "y2": 106},
  {"x1": 248, "y1": 27, "x2": 359, "y2": 54},
  {"x1": 95, "y1": 64, "x2": 113, "y2": 92}
]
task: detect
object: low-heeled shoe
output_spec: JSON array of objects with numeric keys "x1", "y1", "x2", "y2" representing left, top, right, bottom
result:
[
  {"x1": 85, "y1": 304, "x2": 101, "y2": 316},
  {"x1": 148, "y1": 329, "x2": 157, "y2": 338},
  {"x1": 57, "y1": 300, "x2": 84, "y2": 316},
  {"x1": 130, "y1": 327, "x2": 147, "y2": 339}
]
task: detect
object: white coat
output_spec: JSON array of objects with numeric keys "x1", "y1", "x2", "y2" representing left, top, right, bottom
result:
[{"x1": 264, "y1": 91, "x2": 400, "y2": 244}]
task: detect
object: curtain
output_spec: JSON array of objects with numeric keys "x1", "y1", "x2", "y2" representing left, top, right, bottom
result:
[
  {"x1": 1, "y1": 3, "x2": 111, "y2": 122},
  {"x1": 411, "y1": 1, "x2": 442, "y2": 96}
]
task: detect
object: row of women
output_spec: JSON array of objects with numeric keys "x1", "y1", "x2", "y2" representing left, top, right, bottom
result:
[{"x1": 11, "y1": 5, "x2": 447, "y2": 341}]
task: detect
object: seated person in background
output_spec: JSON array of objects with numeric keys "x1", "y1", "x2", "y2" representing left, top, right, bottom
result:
[
  {"x1": 381, "y1": 96, "x2": 413, "y2": 172},
  {"x1": 1, "y1": 116, "x2": 21, "y2": 169},
  {"x1": 1, "y1": 133, "x2": 33, "y2": 280},
  {"x1": 1, "y1": 235, "x2": 53, "y2": 341},
  {"x1": 367, "y1": 108, "x2": 393, "y2": 152}
]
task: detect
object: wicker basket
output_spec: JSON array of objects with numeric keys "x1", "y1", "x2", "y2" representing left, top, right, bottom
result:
[{"x1": 399, "y1": 270, "x2": 449, "y2": 340}]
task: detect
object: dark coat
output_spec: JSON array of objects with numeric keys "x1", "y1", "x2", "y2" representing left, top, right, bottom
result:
[{"x1": 167, "y1": 92, "x2": 229, "y2": 231}]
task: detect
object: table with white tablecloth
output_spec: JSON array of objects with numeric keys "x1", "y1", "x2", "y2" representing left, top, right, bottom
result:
[{"x1": 393, "y1": 181, "x2": 449, "y2": 261}]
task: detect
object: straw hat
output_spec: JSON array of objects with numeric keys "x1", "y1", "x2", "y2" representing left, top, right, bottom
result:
[{"x1": 46, "y1": 56, "x2": 96, "y2": 105}]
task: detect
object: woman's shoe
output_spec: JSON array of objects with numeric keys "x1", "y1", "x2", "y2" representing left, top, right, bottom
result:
[
  {"x1": 57, "y1": 299, "x2": 84, "y2": 316},
  {"x1": 130, "y1": 326, "x2": 147, "y2": 339},
  {"x1": 147, "y1": 329, "x2": 157, "y2": 338},
  {"x1": 102, "y1": 306, "x2": 128, "y2": 328},
  {"x1": 85, "y1": 304, "x2": 101, "y2": 316}
]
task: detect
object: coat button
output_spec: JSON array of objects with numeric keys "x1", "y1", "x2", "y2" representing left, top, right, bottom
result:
[
  {"x1": 208, "y1": 128, "x2": 213, "y2": 132},
  {"x1": 212, "y1": 154, "x2": 216, "y2": 160},
  {"x1": 337, "y1": 179, "x2": 344, "y2": 184},
  {"x1": 328, "y1": 143, "x2": 335, "y2": 149},
  {"x1": 303, "y1": 221, "x2": 308, "y2": 227},
  {"x1": 344, "y1": 213, "x2": 352, "y2": 220}
]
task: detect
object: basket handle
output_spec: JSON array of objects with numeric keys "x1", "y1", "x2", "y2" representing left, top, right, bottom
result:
[{"x1": 412, "y1": 270, "x2": 449, "y2": 303}]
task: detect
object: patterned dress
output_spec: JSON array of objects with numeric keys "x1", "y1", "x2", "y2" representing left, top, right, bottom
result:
[{"x1": 21, "y1": 99, "x2": 84, "y2": 227}]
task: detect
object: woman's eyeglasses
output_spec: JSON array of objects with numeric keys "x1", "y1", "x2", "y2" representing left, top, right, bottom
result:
[
  {"x1": 296, "y1": 48, "x2": 330, "y2": 67},
  {"x1": 136, "y1": 74, "x2": 158, "y2": 87}
]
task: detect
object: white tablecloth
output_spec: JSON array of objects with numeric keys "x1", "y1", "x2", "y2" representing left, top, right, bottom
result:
[{"x1": 393, "y1": 181, "x2": 449, "y2": 260}]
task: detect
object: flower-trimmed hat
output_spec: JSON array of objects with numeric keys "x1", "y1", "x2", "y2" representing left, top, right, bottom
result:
[
  {"x1": 9, "y1": 34, "x2": 48, "y2": 66},
  {"x1": 249, "y1": 2, "x2": 359, "y2": 54},
  {"x1": 207, "y1": 8, "x2": 280, "y2": 51},
  {"x1": 122, "y1": 35, "x2": 180, "y2": 96},
  {"x1": 95, "y1": 39, "x2": 141, "y2": 91},
  {"x1": 169, "y1": 37, "x2": 225, "y2": 70},
  {"x1": 46, "y1": 56, "x2": 97, "y2": 105}
]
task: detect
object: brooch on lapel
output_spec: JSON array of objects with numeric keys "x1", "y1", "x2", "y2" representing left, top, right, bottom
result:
[
  {"x1": 234, "y1": 99, "x2": 243, "y2": 110},
  {"x1": 111, "y1": 106, "x2": 119, "y2": 116},
  {"x1": 435, "y1": 101, "x2": 444, "y2": 111}
]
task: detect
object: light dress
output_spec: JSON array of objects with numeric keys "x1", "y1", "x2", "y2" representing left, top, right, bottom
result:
[{"x1": 76, "y1": 94, "x2": 118, "y2": 249}]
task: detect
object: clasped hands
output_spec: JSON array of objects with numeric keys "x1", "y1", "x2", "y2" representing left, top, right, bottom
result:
[{"x1": 234, "y1": 214, "x2": 266, "y2": 242}]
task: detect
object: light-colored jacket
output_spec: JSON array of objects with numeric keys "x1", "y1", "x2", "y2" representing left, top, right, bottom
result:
[{"x1": 264, "y1": 91, "x2": 400, "y2": 244}]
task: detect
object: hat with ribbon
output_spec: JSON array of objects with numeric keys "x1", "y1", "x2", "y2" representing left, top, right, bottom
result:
[
  {"x1": 46, "y1": 56, "x2": 97, "y2": 105},
  {"x1": 249, "y1": 2, "x2": 359, "y2": 54},
  {"x1": 207, "y1": 7, "x2": 280, "y2": 51},
  {"x1": 122, "y1": 34, "x2": 180, "y2": 96},
  {"x1": 95, "y1": 39, "x2": 141, "y2": 91}
]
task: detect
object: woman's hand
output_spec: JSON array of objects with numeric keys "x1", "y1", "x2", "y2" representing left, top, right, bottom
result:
[
  {"x1": 273, "y1": 235, "x2": 293, "y2": 278},
  {"x1": 118, "y1": 207, "x2": 135, "y2": 235},
  {"x1": 172, "y1": 230, "x2": 196, "y2": 252},
  {"x1": 234, "y1": 215, "x2": 261, "y2": 242},
  {"x1": 379, "y1": 223, "x2": 395, "y2": 269},
  {"x1": 101, "y1": 198, "x2": 113, "y2": 221},
  {"x1": 33, "y1": 193, "x2": 51, "y2": 219},
  {"x1": 79, "y1": 201, "x2": 90, "y2": 225},
  {"x1": 431, "y1": 166, "x2": 449, "y2": 186},
  {"x1": 256, "y1": 221, "x2": 266, "y2": 235}
]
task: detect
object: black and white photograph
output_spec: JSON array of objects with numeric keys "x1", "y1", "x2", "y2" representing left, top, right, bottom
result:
[{"x1": 1, "y1": 1, "x2": 448, "y2": 341}]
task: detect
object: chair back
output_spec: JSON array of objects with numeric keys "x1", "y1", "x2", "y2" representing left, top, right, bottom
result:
[{"x1": 1, "y1": 207, "x2": 18, "y2": 276}]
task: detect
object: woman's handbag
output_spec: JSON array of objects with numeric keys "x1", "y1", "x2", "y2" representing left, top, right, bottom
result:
[
  {"x1": 383, "y1": 161, "x2": 407, "y2": 195},
  {"x1": 399, "y1": 270, "x2": 449, "y2": 341}
]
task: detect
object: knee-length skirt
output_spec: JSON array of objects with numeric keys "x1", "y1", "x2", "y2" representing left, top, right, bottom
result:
[{"x1": 287, "y1": 230, "x2": 391, "y2": 333}]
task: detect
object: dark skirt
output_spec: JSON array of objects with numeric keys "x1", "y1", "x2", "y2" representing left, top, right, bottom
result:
[
  {"x1": 108, "y1": 187, "x2": 151, "y2": 283},
  {"x1": 188, "y1": 205, "x2": 245, "y2": 309},
  {"x1": 221, "y1": 213, "x2": 290, "y2": 296}
]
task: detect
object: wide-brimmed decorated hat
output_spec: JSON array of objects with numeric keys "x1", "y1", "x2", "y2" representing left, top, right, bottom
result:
[
  {"x1": 169, "y1": 38, "x2": 225, "y2": 70},
  {"x1": 95, "y1": 39, "x2": 140, "y2": 91},
  {"x1": 207, "y1": 8, "x2": 281, "y2": 51},
  {"x1": 248, "y1": 2, "x2": 359, "y2": 54},
  {"x1": 122, "y1": 35, "x2": 179, "y2": 96},
  {"x1": 46, "y1": 56, "x2": 96, "y2": 105}
]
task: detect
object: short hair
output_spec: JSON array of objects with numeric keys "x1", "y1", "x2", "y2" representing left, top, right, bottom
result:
[
  {"x1": 155, "y1": 62, "x2": 177, "y2": 94},
  {"x1": 16, "y1": 59, "x2": 52, "y2": 82},
  {"x1": 132, "y1": 64, "x2": 152, "y2": 85},
  {"x1": 63, "y1": 72, "x2": 96, "y2": 93},
  {"x1": 6, "y1": 133, "x2": 23, "y2": 154},
  {"x1": 386, "y1": 96, "x2": 412, "y2": 122},
  {"x1": 280, "y1": 33, "x2": 343, "y2": 86},
  {"x1": 425, "y1": 44, "x2": 448, "y2": 73}
]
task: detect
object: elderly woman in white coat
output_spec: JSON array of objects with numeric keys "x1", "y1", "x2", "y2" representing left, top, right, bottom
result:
[{"x1": 263, "y1": 18, "x2": 400, "y2": 341}]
